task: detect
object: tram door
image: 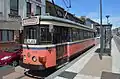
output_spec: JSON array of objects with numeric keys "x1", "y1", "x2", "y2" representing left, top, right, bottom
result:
[
  {"x1": 53, "y1": 26, "x2": 67, "y2": 61},
  {"x1": 56, "y1": 45, "x2": 65, "y2": 59}
]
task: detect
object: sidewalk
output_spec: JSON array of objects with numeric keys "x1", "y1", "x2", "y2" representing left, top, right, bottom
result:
[
  {"x1": 112, "y1": 37, "x2": 120, "y2": 73},
  {"x1": 54, "y1": 39, "x2": 120, "y2": 79}
]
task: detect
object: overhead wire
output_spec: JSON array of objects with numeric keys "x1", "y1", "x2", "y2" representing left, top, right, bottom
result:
[{"x1": 62, "y1": 0, "x2": 71, "y2": 18}]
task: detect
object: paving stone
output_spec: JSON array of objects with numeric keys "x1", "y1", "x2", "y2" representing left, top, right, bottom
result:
[
  {"x1": 101, "y1": 71, "x2": 120, "y2": 79},
  {"x1": 58, "y1": 71, "x2": 77, "y2": 79}
]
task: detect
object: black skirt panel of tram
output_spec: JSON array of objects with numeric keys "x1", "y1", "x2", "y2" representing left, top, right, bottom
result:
[{"x1": 19, "y1": 61, "x2": 45, "y2": 70}]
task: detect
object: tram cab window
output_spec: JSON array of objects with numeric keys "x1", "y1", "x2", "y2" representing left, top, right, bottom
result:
[
  {"x1": 23, "y1": 25, "x2": 52, "y2": 45},
  {"x1": 24, "y1": 26, "x2": 37, "y2": 44}
]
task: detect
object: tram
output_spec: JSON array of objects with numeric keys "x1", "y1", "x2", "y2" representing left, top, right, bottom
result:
[{"x1": 20, "y1": 15, "x2": 96, "y2": 70}]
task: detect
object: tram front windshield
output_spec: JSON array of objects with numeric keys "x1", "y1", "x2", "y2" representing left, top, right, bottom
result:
[
  {"x1": 23, "y1": 25, "x2": 52, "y2": 45},
  {"x1": 24, "y1": 25, "x2": 38, "y2": 44}
]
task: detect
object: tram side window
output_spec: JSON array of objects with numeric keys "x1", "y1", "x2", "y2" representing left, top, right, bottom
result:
[
  {"x1": 80, "y1": 30, "x2": 83, "y2": 40},
  {"x1": 90, "y1": 32, "x2": 94, "y2": 38},
  {"x1": 87, "y1": 31, "x2": 89, "y2": 38},
  {"x1": 93, "y1": 32, "x2": 95, "y2": 38},
  {"x1": 77, "y1": 29, "x2": 80, "y2": 40},
  {"x1": 89, "y1": 32, "x2": 91, "y2": 38},
  {"x1": 71, "y1": 28, "x2": 85, "y2": 41},
  {"x1": 62, "y1": 27, "x2": 69, "y2": 42},
  {"x1": 90, "y1": 32, "x2": 92, "y2": 38},
  {"x1": 53, "y1": 26, "x2": 61, "y2": 44},
  {"x1": 40, "y1": 25, "x2": 52, "y2": 44},
  {"x1": 53, "y1": 26, "x2": 69, "y2": 44},
  {"x1": 72, "y1": 28, "x2": 78, "y2": 41},
  {"x1": 78, "y1": 29, "x2": 81, "y2": 40},
  {"x1": 83, "y1": 30, "x2": 86, "y2": 39}
]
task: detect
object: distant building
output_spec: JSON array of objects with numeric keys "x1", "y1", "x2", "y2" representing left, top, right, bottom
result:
[{"x1": 79, "y1": 16, "x2": 100, "y2": 36}]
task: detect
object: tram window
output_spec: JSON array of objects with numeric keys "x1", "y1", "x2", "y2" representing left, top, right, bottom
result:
[
  {"x1": 24, "y1": 26, "x2": 37, "y2": 44},
  {"x1": 78, "y1": 30, "x2": 81, "y2": 40},
  {"x1": 83, "y1": 30, "x2": 86, "y2": 39},
  {"x1": 87, "y1": 31, "x2": 89, "y2": 38},
  {"x1": 89, "y1": 32, "x2": 91, "y2": 38},
  {"x1": 91, "y1": 32, "x2": 93, "y2": 38},
  {"x1": 80, "y1": 30, "x2": 83, "y2": 40},
  {"x1": 39, "y1": 25, "x2": 52, "y2": 44},
  {"x1": 84, "y1": 30, "x2": 88, "y2": 39},
  {"x1": 53, "y1": 26, "x2": 69, "y2": 44},
  {"x1": 76, "y1": 29, "x2": 79, "y2": 40},
  {"x1": 24, "y1": 26, "x2": 37, "y2": 39},
  {"x1": 72, "y1": 28, "x2": 75, "y2": 41},
  {"x1": 72, "y1": 28, "x2": 78, "y2": 41}
]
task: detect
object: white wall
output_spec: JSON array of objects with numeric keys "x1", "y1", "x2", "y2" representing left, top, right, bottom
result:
[
  {"x1": 0, "y1": 0, "x2": 46, "y2": 21},
  {"x1": 19, "y1": 0, "x2": 27, "y2": 19},
  {"x1": 41, "y1": 0, "x2": 46, "y2": 15},
  {"x1": 0, "y1": 0, "x2": 46, "y2": 30},
  {"x1": 0, "y1": 0, "x2": 5, "y2": 20}
]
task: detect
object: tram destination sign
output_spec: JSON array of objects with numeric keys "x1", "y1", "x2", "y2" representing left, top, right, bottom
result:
[{"x1": 22, "y1": 16, "x2": 39, "y2": 26}]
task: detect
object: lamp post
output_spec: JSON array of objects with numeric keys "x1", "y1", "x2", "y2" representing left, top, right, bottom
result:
[
  {"x1": 106, "y1": 15, "x2": 110, "y2": 24},
  {"x1": 100, "y1": 0, "x2": 104, "y2": 54}
]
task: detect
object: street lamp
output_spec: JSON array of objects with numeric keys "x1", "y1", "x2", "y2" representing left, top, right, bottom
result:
[
  {"x1": 106, "y1": 15, "x2": 110, "y2": 24},
  {"x1": 100, "y1": 0, "x2": 104, "y2": 54}
]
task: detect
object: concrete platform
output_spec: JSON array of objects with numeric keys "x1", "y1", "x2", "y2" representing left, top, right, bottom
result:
[
  {"x1": 79, "y1": 54, "x2": 112, "y2": 77},
  {"x1": 54, "y1": 39, "x2": 120, "y2": 79}
]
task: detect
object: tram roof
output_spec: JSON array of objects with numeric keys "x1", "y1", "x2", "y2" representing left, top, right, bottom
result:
[
  {"x1": 23, "y1": 15, "x2": 95, "y2": 31},
  {"x1": 40, "y1": 15, "x2": 94, "y2": 31}
]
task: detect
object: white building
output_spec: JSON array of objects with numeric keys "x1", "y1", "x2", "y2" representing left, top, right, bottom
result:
[{"x1": 0, "y1": 0, "x2": 45, "y2": 44}]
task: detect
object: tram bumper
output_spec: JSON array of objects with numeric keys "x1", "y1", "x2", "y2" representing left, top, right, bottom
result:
[{"x1": 19, "y1": 61, "x2": 45, "y2": 70}]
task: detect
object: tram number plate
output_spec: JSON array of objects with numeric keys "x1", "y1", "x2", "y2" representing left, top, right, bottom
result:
[{"x1": 24, "y1": 39, "x2": 37, "y2": 44}]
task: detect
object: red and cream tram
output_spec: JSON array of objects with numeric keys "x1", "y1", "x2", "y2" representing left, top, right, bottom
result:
[{"x1": 20, "y1": 15, "x2": 96, "y2": 70}]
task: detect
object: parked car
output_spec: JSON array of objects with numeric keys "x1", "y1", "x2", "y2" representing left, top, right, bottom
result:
[{"x1": 0, "y1": 47, "x2": 22, "y2": 67}]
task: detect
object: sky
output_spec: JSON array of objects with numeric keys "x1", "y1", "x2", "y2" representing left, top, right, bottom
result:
[{"x1": 49, "y1": 0, "x2": 120, "y2": 29}]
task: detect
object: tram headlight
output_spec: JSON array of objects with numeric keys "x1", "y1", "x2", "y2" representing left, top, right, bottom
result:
[
  {"x1": 32, "y1": 56, "x2": 37, "y2": 62},
  {"x1": 39, "y1": 56, "x2": 46, "y2": 64},
  {"x1": 23, "y1": 55, "x2": 26, "y2": 60}
]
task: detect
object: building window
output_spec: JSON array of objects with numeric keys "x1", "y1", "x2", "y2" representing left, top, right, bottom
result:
[
  {"x1": 27, "y1": 2, "x2": 31, "y2": 17},
  {"x1": 8, "y1": 31, "x2": 14, "y2": 41},
  {"x1": 0, "y1": 31, "x2": 2, "y2": 41},
  {"x1": 10, "y1": 0, "x2": 19, "y2": 15},
  {"x1": 36, "y1": 6, "x2": 41, "y2": 15},
  {"x1": 2, "y1": 30, "x2": 8, "y2": 41},
  {"x1": 0, "y1": 30, "x2": 14, "y2": 42}
]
